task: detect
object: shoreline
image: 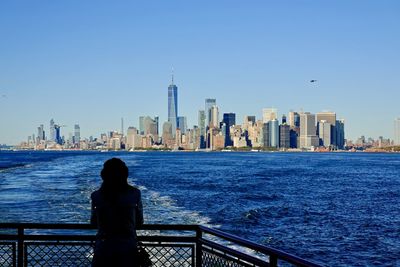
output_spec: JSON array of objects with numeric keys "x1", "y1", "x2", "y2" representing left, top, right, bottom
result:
[{"x1": 1, "y1": 148, "x2": 400, "y2": 153}]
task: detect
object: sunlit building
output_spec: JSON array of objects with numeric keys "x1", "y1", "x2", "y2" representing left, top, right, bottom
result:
[
  {"x1": 126, "y1": 127, "x2": 141, "y2": 150},
  {"x1": 262, "y1": 108, "x2": 277, "y2": 123},
  {"x1": 205, "y1": 99, "x2": 216, "y2": 127},
  {"x1": 316, "y1": 111, "x2": 336, "y2": 146},
  {"x1": 209, "y1": 105, "x2": 219, "y2": 129},
  {"x1": 162, "y1": 121, "x2": 173, "y2": 146},
  {"x1": 288, "y1": 111, "x2": 300, "y2": 128},
  {"x1": 318, "y1": 120, "x2": 332, "y2": 147},
  {"x1": 299, "y1": 112, "x2": 319, "y2": 149}
]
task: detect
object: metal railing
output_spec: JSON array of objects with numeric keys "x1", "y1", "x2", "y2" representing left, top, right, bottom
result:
[{"x1": 0, "y1": 223, "x2": 322, "y2": 267}]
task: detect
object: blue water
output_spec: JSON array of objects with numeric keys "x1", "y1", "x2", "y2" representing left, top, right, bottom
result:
[{"x1": 0, "y1": 151, "x2": 399, "y2": 266}]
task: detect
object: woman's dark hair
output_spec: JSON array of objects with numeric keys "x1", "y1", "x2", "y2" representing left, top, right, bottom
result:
[{"x1": 100, "y1": 158, "x2": 129, "y2": 199}]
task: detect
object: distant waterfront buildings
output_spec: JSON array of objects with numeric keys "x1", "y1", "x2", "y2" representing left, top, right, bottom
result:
[
  {"x1": 19, "y1": 74, "x2": 376, "y2": 151},
  {"x1": 395, "y1": 118, "x2": 400, "y2": 145}
]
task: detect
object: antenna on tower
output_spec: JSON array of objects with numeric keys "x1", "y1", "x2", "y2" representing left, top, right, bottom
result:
[
  {"x1": 171, "y1": 67, "x2": 174, "y2": 85},
  {"x1": 121, "y1": 117, "x2": 124, "y2": 136}
]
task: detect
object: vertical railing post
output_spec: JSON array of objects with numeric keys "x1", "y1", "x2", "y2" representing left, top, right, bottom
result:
[
  {"x1": 17, "y1": 226, "x2": 24, "y2": 267},
  {"x1": 269, "y1": 254, "x2": 278, "y2": 267},
  {"x1": 196, "y1": 227, "x2": 202, "y2": 267}
]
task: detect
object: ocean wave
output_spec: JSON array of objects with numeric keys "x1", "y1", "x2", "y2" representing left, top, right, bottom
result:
[{"x1": 0, "y1": 163, "x2": 32, "y2": 172}]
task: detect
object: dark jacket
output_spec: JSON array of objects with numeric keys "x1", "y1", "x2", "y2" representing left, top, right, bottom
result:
[{"x1": 91, "y1": 185, "x2": 143, "y2": 267}]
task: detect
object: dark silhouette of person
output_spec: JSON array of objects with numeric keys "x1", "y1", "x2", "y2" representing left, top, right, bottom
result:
[{"x1": 91, "y1": 158, "x2": 143, "y2": 267}]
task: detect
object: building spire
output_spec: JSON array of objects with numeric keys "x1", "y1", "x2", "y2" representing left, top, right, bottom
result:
[{"x1": 171, "y1": 67, "x2": 174, "y2": 85}]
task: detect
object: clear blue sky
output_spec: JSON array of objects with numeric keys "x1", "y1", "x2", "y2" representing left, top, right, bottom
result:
[{"x1": 0, "y1": 0, "x2": 399, "y2": 144}]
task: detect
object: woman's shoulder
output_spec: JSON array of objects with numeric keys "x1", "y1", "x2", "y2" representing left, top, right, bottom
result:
[
  {"x1": 91, "y1": 189, "x2": 101, "y2": 198},
  {"x1": 127, "y1": 185, "x2": 141, "y2": 195}
]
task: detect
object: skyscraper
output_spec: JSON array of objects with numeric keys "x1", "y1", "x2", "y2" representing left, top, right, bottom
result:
[
  {"x1": 142, "y1": 116, "x2": 158, "y2": 136},
  {"x1": 154, "y1": 116, "x2": 159, "y2": 136},
  {"x1": 139, "y1": 116, "x2": 145, "y2": 135},
  {"x1": 262, "y1": 123, "x2": 270, "y2": 147},
  {"x1": 54, "y1": 125, "x2": 62, "y2": 145},
  {"x1": 126, "y1": 127, "x2": 140, "y2": 150},
  {"x1": 168, "y1": 75, "x2": 178, "y2": 136},
  {"x1": 121, "y1": 118, "x2": 124, "y2": 136},
  {"x1": 37, "y1": 124, "x2": 45, "y2": 141},
  {"x1": 243, "y1": 116, "x2": 256, "y2": 130},
  {"x1": 281, "y1": 114, "x2": 287, "y2": 124},
  {"x1": 288, "y1": 111, "x2": 300, "y2": 127},
  {"x1": 222, "y1": 113, "x2": 236, "y2": 146},
  {"x1": 299, "y1": 112, "x2": 319, "y2": 149},
  {"x1": 269, "y1": 119, "x2": 279, "y2": 148},
  {"x1": 318, "y1": 120, "x2": 331, "y2": 147},
  {"x1": 209, "y1": 105, "x2": 219, "y2": 129},
  {"x1": 74, "y1": 124, "x2": 80, "y2": 146},
  {"x1": 50, "y1": 119, "x2": 55, "y2": 142},
  {"x1": 279, "y1": 124, "x2": 290, "y2": 148},
  {"x1": 162, "y1": 121, "x2": 173, "y2": 144},
  {"x1": 316, "y1": 112, "x2": 336, "y2": 126},
  {"x1": 336, "y1": 119, "x2": 345, "y2": 149},
  {"x1": 262, "y1": 108, "x2": 278, "y2": 123},
  {"x1": 198, "y1": 110, "x2": 206, "y2": 148},
  {"x1": 205, "y1": 99, "x2": 216, "y2": 127},
  {"x1": 395, "y1": 118, "x2": 400, "y2": 145},
  {"x1": 178, "y1": 116, "x2": 187, "y2": 134},
  {"x1": 316, "y1": 111, "x2": 337, "y2": 146}
]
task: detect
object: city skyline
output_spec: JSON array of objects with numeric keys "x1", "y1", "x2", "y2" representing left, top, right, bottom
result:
[
  {"x1": 1, "y1": 1, "x2": 399, "y2": 144},
  {"x1": 2, "y1": 76, "x2": 399, "y2": 146}
]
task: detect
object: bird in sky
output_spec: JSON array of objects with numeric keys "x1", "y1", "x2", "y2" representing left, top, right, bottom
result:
[{"x1": 310, "y1": 80, "x2": 317, "y2": 83}]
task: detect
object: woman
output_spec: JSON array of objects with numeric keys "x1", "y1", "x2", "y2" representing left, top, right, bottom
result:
[{"x1": 91, "y1": 158, "x2": 143, "y2": 267}]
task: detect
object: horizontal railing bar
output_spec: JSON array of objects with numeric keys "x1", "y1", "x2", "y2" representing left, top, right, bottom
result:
[
  {"x1": 139, "y1": 224, "x2": 199, "y2": 231},
  {"x1": 201, "y1": 239, "x2": 269, "y2": 267},
  {"x1": 144, "y1": 243, "x2": 195, "y2": 248},
  {"x1": 24, "y1": 241, "x2": 93, "y2": 246},
  {"x1": 13, "y1": 235, "x2": 96, "y2": 241},
  {"x1": 0, "y1": 223, "x2": 199, "y2": 231},
  {"x1": 139, "y1": 236, "x2": 196, "y2": 243},
  {"x1": 0, "y1": 223, "x2": 96, "y2": 230},
  {"x1": 0, "y1": 234, "x2": 197, "y2": 243},
  {"x1": 199, "y1": 226, "x2": 322, "y2": 267}
]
